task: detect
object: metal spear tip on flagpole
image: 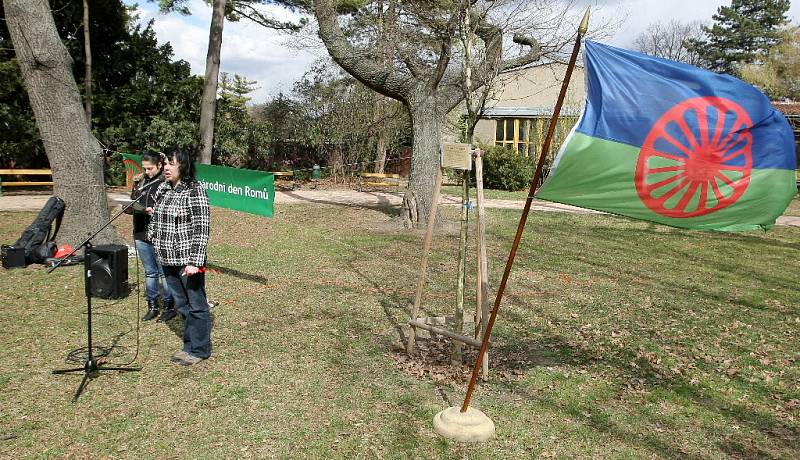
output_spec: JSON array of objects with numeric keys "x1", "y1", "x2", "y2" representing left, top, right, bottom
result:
[{"x1": 579, "y1": 7, "x2": 590, "y2": 35}]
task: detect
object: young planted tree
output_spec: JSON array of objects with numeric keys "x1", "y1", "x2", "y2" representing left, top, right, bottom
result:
[
  {"x1": 3, "y1": 0, "x2": 117, "y2": 245},
  {"x1": 303, "y1": 0, "x2": 555, "y2": 228},
  {"x1": 685, "y1": 0, "x2": 790, "y2": 75}
]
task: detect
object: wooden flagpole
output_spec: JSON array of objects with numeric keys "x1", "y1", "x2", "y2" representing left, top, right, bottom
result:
[{"x1": 460, "y1": 8, "x2": 590, "y2": 413}]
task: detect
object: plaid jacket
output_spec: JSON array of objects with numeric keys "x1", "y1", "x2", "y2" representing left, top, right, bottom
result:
[{"x1": 147, "y1": 179, "x2": 210, "y2": 267}]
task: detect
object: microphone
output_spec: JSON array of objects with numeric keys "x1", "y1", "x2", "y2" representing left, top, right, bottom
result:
[
  {"x1": 133, "y1": 176, "x2": 163, "y2": 196},
  {"x1": 130, "y1": 176, "x2": 165, "y2": 210}
]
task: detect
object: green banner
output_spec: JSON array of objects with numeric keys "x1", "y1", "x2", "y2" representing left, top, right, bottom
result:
[{"x1": 121, "y1": 153, "x2": 274, "y2": 217}]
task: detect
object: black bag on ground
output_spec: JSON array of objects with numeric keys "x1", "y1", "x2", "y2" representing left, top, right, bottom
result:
[{"x1": 13, "y1": 196, "x2": 66, "y2": 265}]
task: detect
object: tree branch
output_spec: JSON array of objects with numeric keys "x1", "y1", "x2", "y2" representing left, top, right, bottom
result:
[
  {"x1": 502, "y1": 33, "x2": 543, "y2": 71},
  {"x1": 428, "y1": 36, "x2": 452, "y2": 91},
  {"x1": 313, "y1": 0, "x2": 412, "y2": 102},
  {"x1": 232, "y1": 3, "x2": 305, "y2": 31},
  {"x1": 396, "y1": 45, "x2": 426, "y2": 79}
]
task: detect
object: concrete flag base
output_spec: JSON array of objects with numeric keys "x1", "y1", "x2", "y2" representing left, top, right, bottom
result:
[{"x1": 433, "y1": 406, "x2": 495, "y2": 442}]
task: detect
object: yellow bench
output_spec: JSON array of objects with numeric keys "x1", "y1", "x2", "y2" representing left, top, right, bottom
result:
[
  {"x1": 271, "y1": 171, "x2": 295, "y2": 190},
  {"x1": 358, "y1": 172, "x2": 407, "y2": 191},
  {"x1": 0, "y1": 169, "x2": 54, "y2": 195}
]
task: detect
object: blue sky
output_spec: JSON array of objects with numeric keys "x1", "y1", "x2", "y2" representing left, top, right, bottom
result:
[{"x1": 126, "y1": 0, "x2": 800, "y2": 104}]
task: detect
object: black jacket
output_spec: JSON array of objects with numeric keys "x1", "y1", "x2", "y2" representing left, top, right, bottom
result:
[{"x1": 128, "y1": 172, "x2": 165, "y2": 241}]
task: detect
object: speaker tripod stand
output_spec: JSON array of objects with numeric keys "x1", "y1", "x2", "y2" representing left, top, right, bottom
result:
[
  {"x1": 51, "y1": 241, "x2": 140, "y2": 401},
  {"x1": 48, "y1": 186, "x2": 158, "y2": 401}
]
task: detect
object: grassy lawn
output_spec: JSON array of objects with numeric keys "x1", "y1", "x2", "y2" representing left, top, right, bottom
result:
[{"x1": 1, "y1": 201, "x2": 799, "y2": 458}]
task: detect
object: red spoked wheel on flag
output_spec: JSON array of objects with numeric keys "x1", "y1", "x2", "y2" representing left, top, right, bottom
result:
[{"x1": 635, "y1": 97, "x2": 753, "y2": 218}]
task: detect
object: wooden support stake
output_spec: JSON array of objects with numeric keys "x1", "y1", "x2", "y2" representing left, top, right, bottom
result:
[
  {"x1": 474, "y1": 150, "x2": 490, "y2": 380},
  {"x1": 408, "y1": 319, "x2": 482, "y2": 348},
  {"x1": 451, "y1": 170, "x2": 469, "y2": 365},
  {"x1": 407, "y1": 168, "x2": 443, "y2": 354}
]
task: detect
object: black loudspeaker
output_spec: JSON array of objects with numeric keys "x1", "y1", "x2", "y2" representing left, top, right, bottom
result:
[
  {"x1": 2, "y1": 245, "x2": 26, "y2": 269},
  {"x1": 88, "y1": 244, "x2": 129, "y2": 299}
]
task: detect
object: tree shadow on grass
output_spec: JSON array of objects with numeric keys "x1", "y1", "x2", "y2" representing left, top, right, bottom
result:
[
  {"x1": 484, "y1": 345, "x2": 713, "y2": 459},
  {"x1": 570, "y1": 255, "x2": 796, "y2": 316},
  {"x1": 558, "y1": 223, "x2": 800, "y2": 279},
  {"x1": 518, "y1": 225, "x2": 799, "y2": 316},
  {"x1": 343, "y1": 261, "x2": 411, "y2": 345},
  {"x1": 281, "y1": 190, "x2": 401, "y2": 218}
]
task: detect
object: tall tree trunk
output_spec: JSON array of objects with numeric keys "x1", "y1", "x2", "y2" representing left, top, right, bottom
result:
[
  {"x1": 198, "y1": 0, "x2": 226, "y2": 164},
  {"x1": 373, "y1": 95, "x2": 387, "y2": 173},
  {"x1": 372, "y1": 0, "x2": 388, "y2": 173},
  {"x1": 82, "y1": 0, "x2": 91, "y2": 127},
  {"x1": 4, "y1": 0, "x2": 117, "y2": 246},
  {"x1": 402, "y1": 95, "x2": 443, "y2": 229}
]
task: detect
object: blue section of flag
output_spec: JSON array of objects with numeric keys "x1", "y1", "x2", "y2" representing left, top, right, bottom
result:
[{"x1": 577, "y1": 41, "x2": 796, "y2": 170}]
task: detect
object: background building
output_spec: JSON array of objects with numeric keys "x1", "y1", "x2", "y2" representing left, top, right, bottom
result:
[{"x1": 471, "y1": 62, "x2": 585, "y2": 160}]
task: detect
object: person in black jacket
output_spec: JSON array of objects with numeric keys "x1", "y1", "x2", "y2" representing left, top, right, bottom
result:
[{"x1": 127, "y1": 151, "x2": 176, "y2": 322}]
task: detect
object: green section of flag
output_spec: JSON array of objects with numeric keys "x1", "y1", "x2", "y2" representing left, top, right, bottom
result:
[
  {"x1": 536, "y1": 133, "x2": 796, "y2": 231},
  {"x1": 121, "y1": 154, "x2": 274, "y2": 218}
]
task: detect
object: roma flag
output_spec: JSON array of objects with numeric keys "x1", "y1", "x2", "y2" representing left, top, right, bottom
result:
[{"x1": 536, "y1": 41, "x2": 797, "y2": 232}]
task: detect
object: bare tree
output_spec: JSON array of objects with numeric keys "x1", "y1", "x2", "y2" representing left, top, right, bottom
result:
[
  {"x1": 371, "y1": 0, "x2": 391, "y2": 173},
  {"x1": 307, "y1": 0, "x2": 574, "y2": 228},
  {"x1": 4, "y1": 0, "x2": 118, "y2": 245},
  {"x1": 633, "y1": 20, "x2": 704, "y2": 66}
]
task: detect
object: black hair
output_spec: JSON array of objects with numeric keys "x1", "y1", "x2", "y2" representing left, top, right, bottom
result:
[
  {"x1": 164, "y1": 147, "x2": 196, "y2": 182},
  {"x1": 140, "y1": 150, "x2": 163, "y2": 167}
]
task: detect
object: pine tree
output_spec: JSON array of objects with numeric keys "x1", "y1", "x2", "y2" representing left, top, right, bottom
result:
[{"x1": 685, "y1": 0, "x2": 790, "y2": 75}]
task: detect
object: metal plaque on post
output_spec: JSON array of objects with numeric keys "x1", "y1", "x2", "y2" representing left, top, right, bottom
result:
[{"x1": 441, "y1": 143, "x2": 472, "y2": 170}]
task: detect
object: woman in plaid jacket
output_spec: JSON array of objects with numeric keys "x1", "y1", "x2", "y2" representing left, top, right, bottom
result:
[{"x1": 147, "y1": 148, "x2": 212, "y2": 366}]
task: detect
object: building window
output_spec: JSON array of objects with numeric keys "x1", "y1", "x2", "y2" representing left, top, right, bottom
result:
[
  {"x1": 494, "y1": 117, "x2": 577, "y2": 159},
  {"x1": 495, "y1": 119, "x2": 538, "y2": 158}
]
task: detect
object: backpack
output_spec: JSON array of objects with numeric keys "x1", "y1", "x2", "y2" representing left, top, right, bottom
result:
[{"x1": 13, "y1": 196, "x2": 66, "y2": 265}]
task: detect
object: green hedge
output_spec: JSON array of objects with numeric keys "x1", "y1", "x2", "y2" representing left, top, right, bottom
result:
[{"x1": 482, "y1": 145, "x2": 534, "y2": 191}]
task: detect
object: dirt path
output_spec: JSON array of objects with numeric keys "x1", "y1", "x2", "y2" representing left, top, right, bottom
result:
[{"x1": 2, "y1": 189, "x2": 798, "y2": 227}]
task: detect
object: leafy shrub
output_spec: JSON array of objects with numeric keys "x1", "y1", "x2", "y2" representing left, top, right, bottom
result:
[
  {"x1": 482, "y1": 145, "x2": 534, "y2": 191},
  {"x1": 104, "y1": 151, "x2": 127, "y2": 186}
]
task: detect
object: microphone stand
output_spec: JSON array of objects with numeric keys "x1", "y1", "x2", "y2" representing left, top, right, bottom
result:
[{"x1": 50, "y1": 178, "x2": 162, "y2": 402}]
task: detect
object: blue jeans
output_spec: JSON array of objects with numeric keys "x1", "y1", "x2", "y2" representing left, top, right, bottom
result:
[
  {"x1": 134, "y1": 240, "x2": 173, "y2": 303},
  {"x1": 163, "y1": 266, "x2": 212, "y2": 359}
]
